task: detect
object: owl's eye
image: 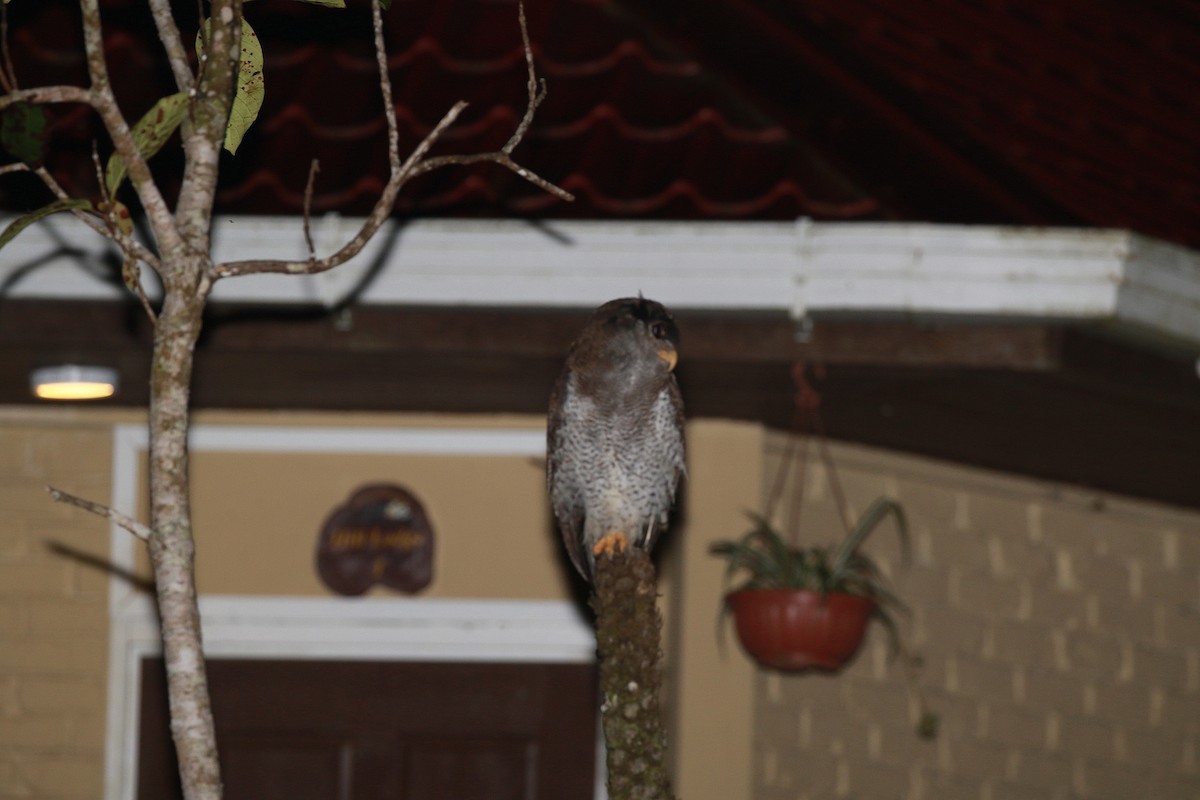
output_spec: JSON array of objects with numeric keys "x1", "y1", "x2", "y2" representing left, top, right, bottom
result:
[{"x1": 649, "y1": 321, "x2": 668, "y2": 339}]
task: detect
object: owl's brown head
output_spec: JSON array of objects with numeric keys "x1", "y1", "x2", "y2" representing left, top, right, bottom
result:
[{"x1": 569, "y1": 296, "x2": 680, "y2": 398}]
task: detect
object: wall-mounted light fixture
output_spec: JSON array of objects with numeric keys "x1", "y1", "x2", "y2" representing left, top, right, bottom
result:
[{"x1": 30, "y1": 365, "x2": 119, "y2": 400}]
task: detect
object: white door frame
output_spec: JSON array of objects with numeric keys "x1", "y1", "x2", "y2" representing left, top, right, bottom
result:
[{"x1": 103, "y1": 423, "x2": 601, "y2": 800}]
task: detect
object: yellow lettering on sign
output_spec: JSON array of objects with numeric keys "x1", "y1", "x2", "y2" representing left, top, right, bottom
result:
[{"x1": 328, "y1": 526, "x2": 426, "y2": 552}]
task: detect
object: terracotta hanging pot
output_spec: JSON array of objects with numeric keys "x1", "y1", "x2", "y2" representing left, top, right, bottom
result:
[{"x1": 726, "y1": 588, "x2": 876, "y2": 671}]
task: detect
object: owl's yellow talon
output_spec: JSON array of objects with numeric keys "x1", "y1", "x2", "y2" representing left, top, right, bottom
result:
[{"x1": 593, "y1": 531, "x2": 628, "y2": 560}]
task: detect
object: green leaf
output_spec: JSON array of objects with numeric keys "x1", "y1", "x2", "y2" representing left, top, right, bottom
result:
[
  {"x1": 225, "y1": 19, "x2": 264, "y2": 154},
  {"x1": 102, "y1": 199, "x2": 134, "y2": 239},
  {"x1": 830, "y1": 496, "x2": 908, "y2": 577},
  {"x1": 871, "y1": 604, "x2": 905, "y2": 659},
  {"x1": 0, "y1": 198, "x2": 93, "y2": 251},
  {"x1": 104, "y1": 92, "x2": 189, "y2": 196},
  {"x1": 196, "y1": 18, "x2": 265, "y2": 154},
  {"x1": 1, "y1": 102, "x2": 47, "y2": 165}
]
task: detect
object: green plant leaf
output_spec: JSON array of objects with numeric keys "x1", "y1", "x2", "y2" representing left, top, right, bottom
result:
[
  {"x1": 871, "y1": 604, "x2": 905, "y2": 658},
  {"x1": 710, "y1": 536, "x2": 783, "y2": 591},
  {"x1": 104, "y1": 92, "x2": 189, "y2": 196},
  {"x1": 830, "y1": 496, "x2": 908, "y2": 578},
  {"x1": 0, "y1": 198, "x2": 93, "y2": 252},
  {"x1": 713, "y1": 500, "x2": 909, "y2": 599},
  {"x1": 712, "y1": 513, "x2": 831, "y2": 591},
  {"x1": 745, "y1": 513, "x2": 794, "y2": 572},
  {"x1": 836, "y1": 553, "x2": 907, "y2": 609},
  {"x1": 196, "y1": 18, "x2": 264, "y2": 154},
  {"x1": 223, "y1": 18, "x2": 264, "y2": 155},
  {"x1": 1, "y1": 102, "x2": 47, "y2": 165}
]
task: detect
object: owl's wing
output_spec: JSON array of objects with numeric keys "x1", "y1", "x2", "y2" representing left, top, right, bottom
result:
[
  {"x1": 643, "y1": 375, "x2": 687, "y2": 556},
  {"x1": 668, "y1": 373, "x2": 687, "y2": 491},
  {"x1": 557, "y1": 506, "x2": 589, "y2": 580},
  {"x1": 547, "y1": 367, "x2": 591, "y2": 580}
]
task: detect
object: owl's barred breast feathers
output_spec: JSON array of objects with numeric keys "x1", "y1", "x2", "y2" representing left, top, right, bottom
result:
[{"x1": 547, "y1": 297, "x2": 686, "y2": 581}]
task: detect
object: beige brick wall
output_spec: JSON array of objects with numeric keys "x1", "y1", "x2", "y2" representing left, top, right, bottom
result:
[
  {"x1": 0, "y1": 413, "x2": 115, "y2": 800},
  {"x1": 750, "y1": 436, "x2": 1200, "y2": 800}
]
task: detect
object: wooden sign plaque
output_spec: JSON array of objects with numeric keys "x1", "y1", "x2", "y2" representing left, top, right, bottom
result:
[{"x1": 315, "y1": 484, "x2": 434, "y2": 596}]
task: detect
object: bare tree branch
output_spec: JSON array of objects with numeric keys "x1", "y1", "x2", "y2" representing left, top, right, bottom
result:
[
  {"x1": 174, "y1": 0, "x2": 241, "y2": 280},
  {"x1": 88, "y1": 148, "x2": 163, "y2": 323},
  {"x1": 213, "y1": 99, "x2": 466, "y2": 278},
  {"x1": 89, "y1": 140, "x2": 107, "y2": 198},
  {"x1": 503, "y1": 1, "x2": 544, "y2": 155},
  {"x1": 46, "y1": 485, "x2": 153, "y2": 542},
  {"x1": 0, "y1": 84, "x2": 97, "y2": 111},
  {"x1": 2, "y1": 160, "x2": 98, "y2": 225},
  {"x1": 0, "y1": 2, "x2": 17, "y2": 94},
  {"x1": 211, "y1": 0, "x2": 413, "y2": 280},
  {"x1": 409, "y1": 150, "x2": 570, "y2": 200},
  {"x1": 0, "y1": 159, "x2": 164, "y2": 276},
  {"x1": 88, "y1": 144, "x2": 161, "y2": 323},
  {"x1": 78, "y1": 0, "x2": 184, "y2": 261},
  {"x1": 372, "y1": 0, "x2": 402, "y2": 172},
  {"x1": 148, "y1": 0, "x2": 195, "y2": 95},
  {"x1": 0, "y1": 6, "x2": 187, "y2": 316},
  {"x1": 302, "y1": 159, "x2": 320, "y2": 260},
  {"x1": 0, "y1": 80, "x2": 189, "y2": 269},
  {"x1": 211, "y1": 0, "x2": 571, "y2": 281},
  {"x1": 407, "y1": 1, "x2": 569, "y2": 198},
  {"x1": 125, "y1": 265, "x2": 160, "y2": 323}
]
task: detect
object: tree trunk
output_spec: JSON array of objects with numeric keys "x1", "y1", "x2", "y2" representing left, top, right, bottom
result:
[
  {"x1": 147, "y1": 281, "x2": 221, "y2": 800},
  {"x1": 591, "y1": 548, "x2": 677, "y2": 800},
  {"x1": 5, "y1": 2, "x2": 565, "y2": 797}
]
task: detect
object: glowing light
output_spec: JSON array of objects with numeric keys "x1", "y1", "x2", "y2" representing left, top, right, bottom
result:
[{"x1": 31, "y1": 365, "x2": 118, "y2": 401}]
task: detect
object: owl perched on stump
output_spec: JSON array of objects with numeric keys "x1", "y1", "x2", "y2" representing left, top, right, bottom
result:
[{"x1": 547, "y1": 297, "x2": 686, "y2": 580}]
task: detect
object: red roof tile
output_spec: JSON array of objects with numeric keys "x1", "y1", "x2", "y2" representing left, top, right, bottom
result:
[
  {"x1": 785, "y1": 0, "x2": 1200, "y2": 243},
  {"x1": 1, "y1": 0, "x2": 1196, "y2": 247}
]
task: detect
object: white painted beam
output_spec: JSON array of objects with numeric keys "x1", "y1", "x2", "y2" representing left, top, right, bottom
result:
[{"x1": 4, "y1": 215, "x2": 1198, "y2": 346}]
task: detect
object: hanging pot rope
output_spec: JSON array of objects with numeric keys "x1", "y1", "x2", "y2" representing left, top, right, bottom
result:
[{"x1": 765, "y1": 360, "x2": 855, "y2": 547}]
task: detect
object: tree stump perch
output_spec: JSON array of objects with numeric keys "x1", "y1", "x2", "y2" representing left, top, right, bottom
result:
[{"x1": 591, "y1": 546, "x2": 677, "y2": 800}]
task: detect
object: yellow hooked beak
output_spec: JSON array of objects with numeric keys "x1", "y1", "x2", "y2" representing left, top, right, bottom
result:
[{"x1": 657, "y1": 347, "x2": 678, "y2": 372}]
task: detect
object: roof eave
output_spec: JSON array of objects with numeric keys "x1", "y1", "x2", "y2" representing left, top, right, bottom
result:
[{"x1": 6, "y1": 215, "x2": 1198, "y2": 348}]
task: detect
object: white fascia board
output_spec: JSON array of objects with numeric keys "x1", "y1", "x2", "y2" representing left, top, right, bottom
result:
[
  {"x1": 4, "y1": 214, "x2": 1198, "y2": 344},
  {"x1": 1114, "y1": 234, "x2": 1200, "y2": 344},
  {"x1": 798, "y1": 223, "x2": 1126, "y2": 316},
  {"x1": 206, "y1": 217, "x2": 800, "y2": 310}
]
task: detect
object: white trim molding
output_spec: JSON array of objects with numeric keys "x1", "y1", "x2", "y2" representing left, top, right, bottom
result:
[
  {"x1": 6, "y1": 215, "x2": 1200, "y2": 347},
  {"x1": 103, "y1": 423, "x2": 600, "y2": 800}
]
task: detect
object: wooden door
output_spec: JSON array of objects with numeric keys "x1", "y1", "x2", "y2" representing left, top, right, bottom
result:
[{"x1": 137, "y1": 658, "x2": 598, "y2": 800}]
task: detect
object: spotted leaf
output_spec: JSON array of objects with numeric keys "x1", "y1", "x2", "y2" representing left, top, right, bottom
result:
[
  {"x1": 104, "y1": 92, "x2": 188, "y2": 196},
  {"x1": 196, "y1": 18, "x2": 265, "y2": 154}
]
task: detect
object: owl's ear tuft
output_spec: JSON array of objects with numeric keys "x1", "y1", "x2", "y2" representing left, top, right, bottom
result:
[
  {"x1": 629, "y1": 295, "x2": 661, "y2": 324},
  {"x1": 629, "y1": 297, "x2": 680, "y2": 348}
]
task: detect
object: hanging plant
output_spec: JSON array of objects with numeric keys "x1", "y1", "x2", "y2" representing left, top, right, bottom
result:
[
  {"x1": 709, "y1": 360, "x2": 938, "y2": 738},
  {"x1": 711, "y1": 497, "x2": 908, "y2": 669}
]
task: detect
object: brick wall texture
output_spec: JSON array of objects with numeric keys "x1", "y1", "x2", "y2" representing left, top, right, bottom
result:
[
  {"x1": 0, "y1": 420, "x2": 111, "y2": 800},
  {"x1": 751, "y1": 437, "x2": 1200, "y2": 800}
]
